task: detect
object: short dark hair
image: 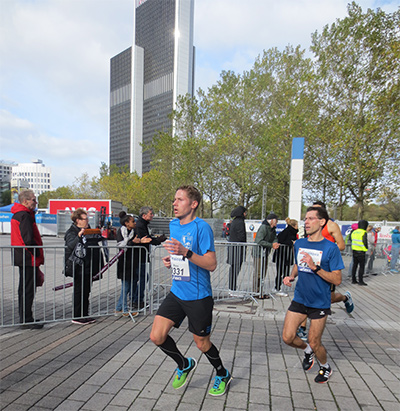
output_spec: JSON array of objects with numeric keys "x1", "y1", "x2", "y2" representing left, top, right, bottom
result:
[
  {"x1": 313, "y1": 200, "x2": 326, "y2": 209},
  {"x1": 306, "y1": 206, "x2": 329, "y2": 228},
  {"x1": 119, "y1": 211, "x2": 133, "y2": 226},
  {"x1": 177, "y1": 185, "x2": 202, "y2": 210},
  {"x1": 71, "y1": 208, "x2": 87, "y2": 223}
]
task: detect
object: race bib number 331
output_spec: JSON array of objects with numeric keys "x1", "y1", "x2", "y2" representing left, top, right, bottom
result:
[{"x1": 171, "y1": 255, "x2": 190, "y2": 281}]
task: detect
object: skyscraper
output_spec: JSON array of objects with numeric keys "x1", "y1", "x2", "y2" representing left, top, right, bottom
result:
[{"x1": 109, "y1": 0, "x2": 195, "y2": 175}]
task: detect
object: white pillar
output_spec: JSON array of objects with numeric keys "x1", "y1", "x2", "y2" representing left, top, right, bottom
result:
[{"x1": 288, "y1": 138, "x2": 304, "y2": 222}]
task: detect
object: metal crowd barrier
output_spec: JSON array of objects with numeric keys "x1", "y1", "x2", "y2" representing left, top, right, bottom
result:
[
  {"x1": 0, "y1": 245, "x2": 150, "y2": 327},
  {"x1": 149, "y1": 242, "x2": 294, "y2": 305},
  {"x1": 1, "y1": 242, "x2": 296, "y2": 328}
]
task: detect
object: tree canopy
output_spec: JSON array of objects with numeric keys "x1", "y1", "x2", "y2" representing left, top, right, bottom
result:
[{"x1": 46, "y1": 3, "x2": 399, "y2": 220}]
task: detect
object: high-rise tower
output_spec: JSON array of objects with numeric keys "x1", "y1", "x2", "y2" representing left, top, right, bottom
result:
[{"x1": 109, "y1": 0, "x2": 195, "y2": 175}]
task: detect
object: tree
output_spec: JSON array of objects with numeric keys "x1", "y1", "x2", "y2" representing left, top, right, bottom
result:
[
  {"x1": 306, "y1": 2, "x2": 400, "y2": 219},
  {"x1": 38, "y1": 186, "x2": 75, "y2": 208}
]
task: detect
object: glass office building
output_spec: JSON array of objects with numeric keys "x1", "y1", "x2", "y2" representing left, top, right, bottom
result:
[{"x1": 109, "y1": 0, "x2": 195, "y2": 175}]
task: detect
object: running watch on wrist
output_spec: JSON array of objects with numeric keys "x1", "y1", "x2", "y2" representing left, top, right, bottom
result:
[
  {"x1": 183, "y1": 249, "x2": 193, "y2": 260},
  {"x1": 313, "y1": 265, "x2": 321, "y2": 273}
]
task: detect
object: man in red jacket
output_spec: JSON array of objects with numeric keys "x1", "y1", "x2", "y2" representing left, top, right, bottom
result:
[{"x1": 11, "y1": 189, "x2": 44, "y2": 329}]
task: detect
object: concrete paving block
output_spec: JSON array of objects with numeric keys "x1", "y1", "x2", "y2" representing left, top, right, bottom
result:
[
  {"x1": 81, "y1": 392, "x2": 114, "y2": 410},
  {"x1": 231, "y1": 365, "x2": 250, "y2": 379},
  {"x1": 270, "y1": 395, "x2": 293, "y2": 410},
  {"x1": 353, "y1": 389, "x2": 382, "y2": 408},
  {"x1": 152, "y1": 392, "x2": 181, "y2": 410},
  {"x1": 86, "y1": 371, "x2": 113, "y2": 386},
  {"x1": 108, "y1": 388, "x2": 138, "y2": 408},
  {"x1": 291, "y1": 391, "x2": 314, "y2": 409},
  {"x1": 99, "y1": 378, "x2": 126, "y2": 395},
  {"x1": 181, "y1": 386, "x2": 207, "y2": 404},
  {"x1": 313, "y1": 399, "x2": 338, "y2": 411},
  {"x1": 249, "y1": 386, "x2": 269, "y2": 405},
  {"x1": 225, "y1": 389, "x2": 249, "y2": 409},
  {"x1": 228, "y1": 376, "x2": 248, "y2": 393},
  {"x1": 249, "y1": 374, "x2": 268, "y2": 390},
  {"x1": 68, "y1": 383, "x2": 99, "y2": 402},
  {"x1": 34, "y1": 395, "x2": 65, "y2": 409},
  {"x1": 54, "y1": 399, "x2": 85, "y2": 411},
  {"x1": 127, "y1": 397, "x2": 157, "y2": 410},
  {"x1": 379, "y1": 400, "x2": 400, "y2": 411}
]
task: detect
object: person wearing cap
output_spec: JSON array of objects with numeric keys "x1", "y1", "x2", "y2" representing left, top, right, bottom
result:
[{"x1": 253, "y1": 212, "x2": 280, "y2": 296}]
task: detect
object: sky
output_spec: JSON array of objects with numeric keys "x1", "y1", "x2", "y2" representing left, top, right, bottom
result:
[{"x1": 0, "y1": 0, "x2": 398, "y2": 189}]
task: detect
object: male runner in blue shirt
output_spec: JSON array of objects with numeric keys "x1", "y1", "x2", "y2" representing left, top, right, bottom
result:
[
  {"x1": 150, "y1": 185, "x2": 232, "y2": 396},
  {"x1": 282, "y1": 206, "x2": 344, "y2": 383}
]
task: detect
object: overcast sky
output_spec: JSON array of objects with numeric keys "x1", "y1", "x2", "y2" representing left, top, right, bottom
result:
[{"x1": 0, "y1": 0, "x2": 398, "y2": 189}]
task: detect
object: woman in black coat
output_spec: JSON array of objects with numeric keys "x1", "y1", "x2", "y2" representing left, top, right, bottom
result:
[
  {"x1": 227, "y1": 206, "x2": 247, "y2": 291},
  {"x1": 64, "y1": 208, "x2": 105, "y2": 324},
  {"x1": 273, "y1": 218, "x2": 298, "y2": 294}
]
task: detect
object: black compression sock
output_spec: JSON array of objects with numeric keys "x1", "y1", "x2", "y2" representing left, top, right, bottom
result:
[
  {"x1": 204, "y1": 344, "x2": 226, "y2": 377},
  {"x1": 158, "y1": 335, "x2": 187, "y2": 370}
]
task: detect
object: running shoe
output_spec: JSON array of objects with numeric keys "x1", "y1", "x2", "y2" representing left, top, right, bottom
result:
[
  {"x1": 172, "y1": 358, "x2": 197, "y2": 389},
  {"x1": 314, "y1": 365, "x2": 332, "y2": 383},
  {"x1": 276, "y1": 291, "x2": 288, "y2": 297},
  {"x1": 296, "y1": 327, "x2": 308, "y2": 341},
  {"x1": 302, "y1": 351, "x2": 314, "y2": 371},
  {"x1": 208, "y1": 370, "x2": 232, "y2": 396},
  {"x1": 344, "y1": 291, "x2": 354, "y2": 313}
]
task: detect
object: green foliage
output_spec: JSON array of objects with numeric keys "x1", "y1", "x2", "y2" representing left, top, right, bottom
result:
[
  {"x1": 51, "y1": 4, "x2": 399, "y2": 221},
  {"x1": 305, "y1": 2, "x2": 400, "y2": 218},
  {"x1": 38, "y1": 186, "x2": 75, "y2": 208},
  {"x1": 1, "y1": 190, "x2": 11, "y2": 206}
]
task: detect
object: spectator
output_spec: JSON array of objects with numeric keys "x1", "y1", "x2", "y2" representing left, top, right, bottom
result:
[
  {"x1": 134, "y1": 206, "x2": 166, "y2": 309},
  {"x1": 350, "y1": 219, "x2": 369, "y2": 286},
  {"x1": 11, "y1": 189, "x2": 44, "y2": 329},
  {"x1": 273, "y1": 218, "x2": 298, "y2": 297},
  {"x1": 390, "y1": 226, "x2": 400, "y2": 273},
  {"x1": 365, "y1": 225, "x2": 376, "y2": 275},
  {"x1": 253, "y1": 213, "x2": 280, "y2": 296},
  {"x1": 64, "y1": 208, "x2": 105, "y2": 324},
  {"x1": 115, "y1": 212, "x2": 141, "y2": 317},
  {"x1": 227, "y1": 206, "x2": 247, "y2": 293}
]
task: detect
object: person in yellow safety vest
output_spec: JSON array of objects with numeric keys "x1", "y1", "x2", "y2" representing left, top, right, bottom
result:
[{"x1": 350, "y1": 220, "x2": 369, "y2": 286}]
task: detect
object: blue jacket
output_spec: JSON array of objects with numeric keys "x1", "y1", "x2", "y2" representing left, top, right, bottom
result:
[{"x1": 392, "y1": 229, "x2": 400, "y2": 247}]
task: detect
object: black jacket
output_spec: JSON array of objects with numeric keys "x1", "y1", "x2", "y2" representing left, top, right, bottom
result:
[
  {"x1": 64, "y1": 224, "x2": 104, "y2": 277},
  {"x1": 227, "y1": 206, "x2": 246, "y2": 264},
  {"x1": 228, "y1": 206, "x2": 247, "y2": 243},
  {"x1": 135, "y1": 216, "x2": 164, "y2": 262}
]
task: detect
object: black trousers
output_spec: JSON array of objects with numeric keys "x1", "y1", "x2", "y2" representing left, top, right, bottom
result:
[
  {"x1": 73, "y1": 267, "x2": 92, "y2": 318},
  {"x1": 352, "y1": 251, "x2": 366, "y2": 283},
  {"x1": 18, "y1": 266, "x2": 36, "y2": 323}
]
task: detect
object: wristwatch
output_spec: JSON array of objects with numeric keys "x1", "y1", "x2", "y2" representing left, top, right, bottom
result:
[
  {"x1": 313, "y1": 265, "x2": 322, "y2": 273},
  {"x1": 183, "y1": 249, "x2": 193, "y2": 260}
]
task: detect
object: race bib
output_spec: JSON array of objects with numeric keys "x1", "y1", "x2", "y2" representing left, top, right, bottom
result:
[
  {"x1": 298, "y1": 247, "x2": 323, "y2": 273},
  {"x1": 171, "y1": 254, "x2": 190, "y2": 281}
]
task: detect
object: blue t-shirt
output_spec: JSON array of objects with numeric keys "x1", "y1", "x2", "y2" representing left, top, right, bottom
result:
[
  {"x1": 293, "y1": 237, "x2": 344, "y2": 309},
  {"x1": 170, "y1": 217, "x2": 215, "y2": 301}
]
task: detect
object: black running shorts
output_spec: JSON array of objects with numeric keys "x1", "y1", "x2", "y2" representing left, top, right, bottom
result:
[
  {"x1": 156, "y1": 292, "x2": 214, "y2": 336},
  {"x1": 288, "y1": 300, "x2": 331, "y2": 319}
]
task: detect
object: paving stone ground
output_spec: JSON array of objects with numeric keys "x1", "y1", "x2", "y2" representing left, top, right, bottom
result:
[{"x1": 1, "y1": 268, "x2": 399, "y2": 410}]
